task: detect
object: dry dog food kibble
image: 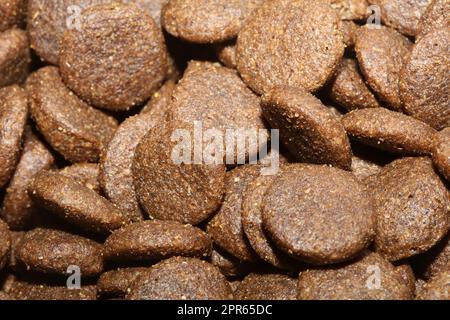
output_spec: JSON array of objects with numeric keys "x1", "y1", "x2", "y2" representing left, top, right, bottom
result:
[
  {"x1": 215, "y1": 40, "x2": 237, "y2": 69},
  {"x1": 326, "y1": 0, "x2": 370, "y2": 20},
  {"x1": 433, "y1": 128, "x2": 450, "y2": 182},
  {"x1": 210, "y1": 246, "x2": 251, "y2": 277},
  {"x1": 416, "y1": 0, "x2": 450, "y2": 39},
  {"x1": 59, "y1": 163, "x2": 100, "y2": 194},
  {"x1": 0, "y1": 28, "x2": 30, "y2": 87},
  {"x1": 97, "y1": 267, "x2": 149, "y2": 298},
  {"x1": 0, "y1": 0, "x2": 26, "y2": 32},
  {"x1": 0, "y1": 219, "x2": 11, "y2": 270},
  {"x1": 416, "y1": 271, "x2": 450, "y2": 300},
  {"x1": 234, "y1": 273, "x2": 298, "y2": 300}
]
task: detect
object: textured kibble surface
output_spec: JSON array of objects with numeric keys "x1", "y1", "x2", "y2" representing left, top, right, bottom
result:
[
  {"x1": 416, "y1": 0, "x2": 449, "y2": 40},
  {"x1": 0, "y1": 0, "x2": 26, "y2": 32},
  {"x1": 433, "y1": 128, "x2": 450, "y2": 182},
  {"x1": 0, "y1": 28, "x2": 30, "y2": 87},
  {"x1": 262, "y1": 164, "x2": 375, "y2": 265},
  {"x1": 326, "y1": 0, "x2": 369, "y2": 20},
  {"x1": 235, "y1": 273, "x2": 298, "y2": 300},
  {"x1": 126, "y1": 257, "x2": 233, "y2": 300},
  {"x1": 97, "y1": 267, "x2": 149, "y2": 298},
  {"x1": 59, "y1": 163, "x2": 100, "y2": 194},
  {"x1": 0, "y1": 219, "x2": 11, "y2": 270},
  {"x1": 416, "y1": 271, "x2": 450, "y2": 300}
]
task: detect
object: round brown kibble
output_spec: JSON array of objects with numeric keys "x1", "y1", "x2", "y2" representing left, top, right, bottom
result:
[
  {"x1": 0, "y1": 219, "x2": 11, "y2": 270},
  {"x1": 1, "y1": 130, "x2": 55, "y2": 230},
  {"x1": 416, "y1": 0, "x2": 450, "y2": 40},
  {"x1": 0, "y1": 28, "x2": 30, "y2": 87},
  {"x1": 210, "y1": 246, "x2": 251, "y2": 277},
  {"x1": 373, "y1": 157, "x2": 449, "y2": 261},
  {"x1": 26, "y1": 67, "x2": 118, "y2": 163},
  {"x1": 97, "y1": 267, "x2": 149, "y2": 298},
  {"x1": 0, "y1": 85, "x2": 28, "y2": 189},
  {"x1": 234, "y1": 273, "x2": 298, "y2": 300},
  {"x1": 330, "y1": 59, "x2": 380, "y2": 111},
  {"x1": 100, "y1": 112, "x2": 166, "y2": 223},
  {"x1": 207, "y1": 166, "x2": 261, "y2": 262},
  {"x1": 15, "y1": 228, "x2": 103, "y2": 276},
  {"x1": 432, "y1": 128, "x2": 450, "y2": 181},
  {"x1": 9, "y1": 279, "x2": 97, "y2": 300},
  {"x1": 298, "y1": 252, "x2": 412, "y2": 300},
  {"x1": 104, "y1": 220, "x2": 212, "y2": 262},
  {"x1": 355, "y1": 25, "x2": 411, "y2": 111},
  {"x1": 342, "y1": 108, "x2": 437, "y2": 155},
  {"x1": 326, "y1": 0, "x2": 370, "y2": 20},
  {"x1": 416, "y1": 271, "x2": 450, "y2": 300},
  {"x1": 351, "y1": 155, "x2": 383, "y2": 181},
  {"x1": 242, "y1": 174, "x2": 299, "y2": 270},
  {"x1": 28, "y1": 171, "x2": 129, "y2": 234},
  {"x1": 162, "y1": 0, "x2": 263, "y2": 43},
  {"x1": 262, "y1": 86, "x2": 352, "y2": 170},
  {"x1": 60, "y1": 3, "x2": 167, "y2": 111},
  {"x1": 59, "y1": 163, "x2": 100, "y2": 194},
  {"x1": 395, "y1": 264, "x2": 416, "y2": 296},
  {"x1": 0, "y1": 0, "x2": 26, "y2": 32},
  {"x1": 236, "y1": 0, "x2": 344, "y2": 95},
  {"x1": 262, "y1": 164, "x2": 375, "y2": 265},
  {"x1": 400, "y1": 28, "x2": 450, "y2": 130},
  {"x1": 215, "y1": 40, "x2": 237, "y2": 69},
  {"x1": 126, "y1": 257, "x2": 233, "y2": 300},
  {"x1": 367, "y1": 0, "x2": 431, "y2": 36}
]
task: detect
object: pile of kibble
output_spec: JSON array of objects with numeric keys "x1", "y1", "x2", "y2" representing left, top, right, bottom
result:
[{"x1": 0, "y1": 0, "x2": 448, "y2": 301}]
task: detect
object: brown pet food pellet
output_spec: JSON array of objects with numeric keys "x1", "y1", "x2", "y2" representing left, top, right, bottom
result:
[
  {"x1": 330, "y1": 59, "x2": 380, "y2": 111},
  {"x1": 0, "y1": 28, "x2": 30, "y2": 88},
  {"x1": 395, "y1": 263, "x2": 417, "y2": 295},
  {"x1": 9, "y1": 279, "x2": 97, "y2": 300},
  {"x1": 140, "y1": 79, "x2": 175, "y2": 115},
  {"x1": 0, "y1": 0, "x2": 26, "y2": 32},
  {"x1": 207, "y1": 166, "x2": 261, "y2": 262},
  {"x1": 262, "y1": 86, "x2": 352, "y2": 170},
  {"x1": 236, "y1": 0, "x2": 344, "y2": 95},
  {"x1": 351, "y1": 155, "x2": 383, "y2": 180},
  {"x1": 400, "y1": 27, "x2": 450, "y2": 130},
  {"x1": 104, "y1": 220, "x2": 212, "y2": 262},
  {"x1": 59, "y1": 163, "x2": 100, "y2": 194},
  {"x1": 234, "y1": 273, "x2": 298, "y2": 300},
  {"x1": 15, "y1": 228, "x2": 103, "y2": 276},
  {"x1": 422, "y1": 233, "x2": 450, "y2": 279},
  {"x1": 26, "y1": 67, "x2": 118, "y2": 163},
  {"x1": 416, "y1": 0, "x2": 450, "y2": 40},
  {"x1": 0, "y1": 85, "x2": 28, "y2": 189},
  {"x1": 97, "y1": 267, "x2": 149, "y2": 298},
  {"x1": 1, "y1": 130, "x2": 55, "y2": 230},
  {"x1": 416, "y1": 271, "x2": 450, "y2": 300},
  {"x1": 355, "y1": 25, "x2": 411, "y2": 111},
  {"x1": 432, "y1": 128, "x2": 450, "y2": 181},
  {"x1": 341, "y1": 20, "x2": 359, "y2": 48},
  {"x1": 7, "y1": 231, "x2": 24, "y2": 271},
  {"x1": 372, "y1": 157, "x2": 449, "y2": 261},
  {"x1": 367, "y1": 0, "x2": 432, "y2": 36},
  {"x1": 215, "y1": 40, "x2": 237, "y2": 69},
  {"x1": 262, "y1": 164, "x2": 375, "y2": 265},
  {"x1": 133, "y1": 121, "x2": 226, "y2": 225},
  {"x1": 298, "y1": 252, "x2": 412, "y2": 300},
  {"x1": 242, "y1": 174, "x2": 299, "y2": 270},
  {"x1": 126, "y1": 257, "x2": 233, "y2": 300},
  {"x1": 342, "y1": 108, "x2": 437, "y2": 155},
  {"x1": 210, "y1": 246, "x2": 251, "y2": 277},
  {"x1": 162, "y1": 0, "x2": 263, "y2": 43},
  {"x1": 133, "y1": 0, "x2": 168, "y2": 26},
  {"x1": 28, "y1": 171, "x2": 129, "y2": 234},
  {"x1": 60, "y1": 3, "x2": 168, "y2": 111},
  {"x1": 327, "y1": 0, "x2": 370, "y2": 20},
  {"x1": 0, "y1": 219, "x2": 11, "y2": 270},
  {"x1": 100, "y1": 112, "x2": 166, "y2": 223}
]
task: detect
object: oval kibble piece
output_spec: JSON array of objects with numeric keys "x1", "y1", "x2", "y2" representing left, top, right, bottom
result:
[
  {"x1": 140, "y1": 79, "x2": 175, "y2": 115},
  {"x1": 126, "y1": 257, "x2": 233, "y2": 300},
  {"x1": 1, "y1": 130, "x2": 55, "y2": 230},
  {"x1": 207, "y1": 166, "x2": 261, "y2": 262},
  {"x1": 59, "y1": 3, "x2": 168, "y2": 111},
  {"x1": 330, "y1": 59, "x2": 380, "y2": 111},
  {"x1": 367, "y1": 0, "x2": 431, "y2": 36},
  {"x1": 400, "y1": 28, "x2": 450, "y2": 130},
  {"x1": 15, "y1": 228, "x2": 103, "y2": 276},
  {"x1": 210, "y1": 246, "x2": 251, "y2": 277},
  {"x1": 133, "y1": 121, "x2": 226, "y2": 225},
  {"x1": 26, "y1": 67, "x2": 118, "y2": 163},
  {"x1": 262, "y1": 86, "x2": 352, "y2": 170},
  {"x1": 162, "y1": 0, "x2": 263, "y2": 43},
  {"x1": 9, "y1": 279, "x2": 97, "y2": 300},
  {"x1": 97, "y1": 267, "x2": 149, "y2": 298},
  {"x1": 28, "y1": 171, "x2": 129, "y2": 234},
  {"x1": 0, "y1": 0, "x2": 26, "y2": 32},
  {"x1": 433, "y1": 128, "x2": 450, "y2": 181},
  {"x1": 262, "y1": 164, "x2": 375, "y2": 265},
  {"x1": 326, "y1": 0, "x2": 370, "y2": 20},
  {"x1": 236, "y1": 0, "x2": 344, "y2": 95},
  {"x1": 0, "y1": 219, "x2": 11, "y2": 270},
  {"x1": 0, "y1": 28, "x2": 30, "y2": 87},
  {"x1": 234, "y1": 273, "x2": 298, "y2": 300},
  {"x1": 298, "y1": 252, "x2": 412, "y2": 300},
  {"x1": 342, "y1": 108, "x2": 437, "y2": 155},
  {"x1": 355, "y1": 25, "x2": 411, "y2": 111},
  {"x1": 0, "y1": 85, "x2": 28, "y2": 189},
  {"x1": 416, "y1": 0, "x2": 450, "y2": 40},
  {"x1": 373, "y1": 157, "x2": 450, "y2": 261},
  {"x1": 215, "y1": 40, "x2": 237, "y2": 69},
  {"x1": 242, "y1": 175, "x2": 299, "y2": 270},
  {"x1": 417, "y1": 271, "x2": 450, "y2": 300},
  {"x1": 100, "y1": 112, "x2": 166, "y2": 223},
  {"x1": 104, "y1": 220, "x2": 212, "y2": 262},
  {"x1": 59, "y1": 163, "x2": 100, "y2": 194}
]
